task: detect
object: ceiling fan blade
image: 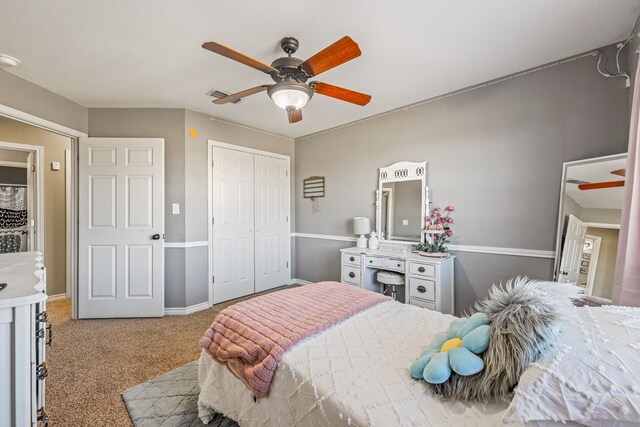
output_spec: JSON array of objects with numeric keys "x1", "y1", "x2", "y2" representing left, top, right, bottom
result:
[
  {"x1": 611, "y1": 168, "x2": 626, "y2": 177},
  {"x1": 578, "y1": 180, "x2": 625, "y2": 190},
  {"x1": 312, "y1": 82, "x2": 371, "y2": 106},
  {"x1": 287, "y1": 108, "x2": 303, "y2": 123},
  {"x1": 299, "y1": 36, "x2": 361, "y2": 77},
  {"x1": 202, "y1": 42, "x2": 278, "y2": 75},
  {"x1": 212, "y1": 85, "x2": 272, "y2": 104}
]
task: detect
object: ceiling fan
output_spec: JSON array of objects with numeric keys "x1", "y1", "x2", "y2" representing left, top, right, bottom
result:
[
  {"x1": 202, "y1": 36, "x2": 371, "y2": 123},
  {"x1": 576, "y1": 168, "x2": 626, "y2": 190}
]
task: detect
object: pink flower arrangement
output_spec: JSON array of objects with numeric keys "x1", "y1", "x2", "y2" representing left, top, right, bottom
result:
[{"x1": 417, "y1": 206, "x2": 455, "y2": 253}]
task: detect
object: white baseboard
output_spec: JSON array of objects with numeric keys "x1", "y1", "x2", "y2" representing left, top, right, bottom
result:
[
  {"x1": 164, "y1": 301, "x2": 210, "y2": 316},
  {"x1": 47, "y1": 293, "x2": 68, "y2": 302},
  {"x1": 291, "y1": 278, "x2": 312, "y2": 285}
]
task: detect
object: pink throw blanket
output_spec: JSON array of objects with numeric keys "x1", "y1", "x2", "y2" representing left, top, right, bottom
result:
[{"x1": 200, "y1": 281, "x2": 390, "y2": 397}]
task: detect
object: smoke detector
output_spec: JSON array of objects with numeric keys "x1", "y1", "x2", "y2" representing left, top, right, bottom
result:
[{"x1": 0, "y1": 54, "x2": 20, "y2": 67}]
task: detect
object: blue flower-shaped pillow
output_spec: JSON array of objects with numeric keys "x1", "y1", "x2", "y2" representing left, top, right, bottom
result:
[{"x1": 410, "y1": 313, "x2": 491, "y2": 384}]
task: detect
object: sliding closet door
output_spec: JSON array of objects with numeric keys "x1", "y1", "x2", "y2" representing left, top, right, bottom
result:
[
  {"x1": 212, "y1": 147, "x2": 255, "y2": 303},
  {"x1": 254, "y1": 155, "x2": 290, "y2": 292}
]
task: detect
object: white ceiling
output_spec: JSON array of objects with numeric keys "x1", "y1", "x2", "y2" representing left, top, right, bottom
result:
[
  {"x1": 566, "y1": 157, "x2": 627, "y2": 209},
  {"x1": 1, "y1": 1, "x2": 639, "y2": 138}
]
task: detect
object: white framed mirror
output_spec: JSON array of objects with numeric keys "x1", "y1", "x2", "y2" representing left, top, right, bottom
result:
[
  {"x1": 375, "y1": 161, "x2": 428, "y2": 244},
  {"x1": 554, "y1": 152, "x2": 627, "y2": 300}
]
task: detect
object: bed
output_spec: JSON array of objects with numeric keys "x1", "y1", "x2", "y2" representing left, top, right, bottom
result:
[{"x1": 198, "y1": 283, "x2": 640, "y2": 427}]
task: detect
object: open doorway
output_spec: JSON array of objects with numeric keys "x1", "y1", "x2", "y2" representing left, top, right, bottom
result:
[
  {"x1": 0, "y1": 147, "x2": 34, "y2": 252},
  {"x1": 0, "y1": 116, "x2": 72, "y2": 301}
]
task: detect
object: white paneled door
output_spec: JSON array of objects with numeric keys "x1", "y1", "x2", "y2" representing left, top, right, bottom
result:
[
  {"x1": 212, "y1": 147, "x2": 255, "y2": 303},
  {"x1": 78, "y1": 138, "x2": 164, "y2": 318},
  {"x1": 559, "y1": 214, "x2": 587, "y2": 285},
  {"x1": 254, "y1": 154, "x2": 290, "y2": 292}
]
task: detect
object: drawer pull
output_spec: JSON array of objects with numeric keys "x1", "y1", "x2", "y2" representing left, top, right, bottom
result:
[
  {"x1": 47, "y1": 324, "x2": 53, "y2": 346},
  {"x1": 36, "y1": 362, "x2": 48, "y2": 380},
  {"x1": 418, "y1": 266, "x2": 426, "y2": 273},
  {"x1": 397, "y1": 263, "x2": 401, "y2": 268},
  {"x1": 369, "y1": 260, "x2": 373, "y2": 263},
  {"x1": 349, "y1": 256, "x2": 355, "y2": 262},
  {"x1": 417, "y1": 285, "x2": 426, "y2": 293},
  {"x1": 348, "y1": 272, "x2": 356, "y2": 278}
]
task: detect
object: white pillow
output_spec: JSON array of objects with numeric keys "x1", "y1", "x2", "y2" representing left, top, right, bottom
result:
[{"x1": 503, "y1": 306, "x2": 640, "y2": 426}]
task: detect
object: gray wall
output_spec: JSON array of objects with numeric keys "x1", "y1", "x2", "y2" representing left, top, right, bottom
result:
[
  {"x1": 0, "y1": 70, "x2": 88, "y2": 134},
  {"x1": 294, "y1": 44, "x2": 630, "y2": 314},
  {"x1": 88, "y1": 108, "x2": 294, "y2": 308},
  {"x1": 580, "y1": 208, "x2": 622, "y2": 224}
]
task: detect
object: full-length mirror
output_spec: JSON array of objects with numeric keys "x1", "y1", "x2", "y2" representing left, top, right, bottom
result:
[
  {"x1": 554, "y1": 153, "x2": 627, "y2": 301},
  {"x1": 376, "y1": 161, "x2": 428, "y2": 243}
]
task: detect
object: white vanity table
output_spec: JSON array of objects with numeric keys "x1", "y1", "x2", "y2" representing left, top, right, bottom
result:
[
  {"x1": 341, "y1": 247, "x2": 455, "y2": 314},
  {"x1": 340, "y1": 160, "x2": 455, "y2": 314}
]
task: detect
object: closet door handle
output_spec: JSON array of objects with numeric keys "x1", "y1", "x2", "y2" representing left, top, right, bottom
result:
[
  {"x1": 418, "y1": 266, "x2": 425, "y2": 273},
  {"x1": 417, "y1": 285, "x2": 426, "y2": 293},
  {"x1": 348, "y1": 272, "x2": 356, "y2": 278}
]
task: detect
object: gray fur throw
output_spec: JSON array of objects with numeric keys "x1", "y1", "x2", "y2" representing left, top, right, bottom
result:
[{"x1": 428, "y1": 277, "x2": 579, "y2": 402}]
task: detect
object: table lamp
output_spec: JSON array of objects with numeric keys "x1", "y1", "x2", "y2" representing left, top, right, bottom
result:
[{"x1": 353, "y1": 217, "x2": 371, "y2": 249}]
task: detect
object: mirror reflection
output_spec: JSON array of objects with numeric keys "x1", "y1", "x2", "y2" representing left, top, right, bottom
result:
[
  {"x1": 380, "y1": 180, "x2": 423, "y2": 241},
  {"x1": 556, "y1": 153, "x2": 627, "y2": 301}
]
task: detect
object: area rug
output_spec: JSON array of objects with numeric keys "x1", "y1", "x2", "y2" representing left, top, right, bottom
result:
[{"x1": 122, "y1": 362, "x2": 238, "y2": 427}]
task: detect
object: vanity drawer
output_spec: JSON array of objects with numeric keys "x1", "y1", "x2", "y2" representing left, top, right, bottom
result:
[
  {"x1": 410, "y1": 298, "x2": 436, "y2": 311},
  {"x1": 382, "y1": 258, "x2": 405, "y2": 273},
  {"x1": 365, "y1": 256, "x2": 383, "y2": 267},
  {"x1": 409, "y1": 277, "x2": 436, "y2": 301},
  {"x1": 342, "y1": 266, "x2": 361, "y2": 285},
  {"x1": 342, "y1": 253, "x2": 361, "y2": 266},
  {"x1": 408, "y1": 262, "x2": 436, "y2": 278}
]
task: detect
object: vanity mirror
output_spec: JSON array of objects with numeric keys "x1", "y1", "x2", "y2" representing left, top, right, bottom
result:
[
  {"x1": 554, "y1": 153, "x2": 627, "y2": 300},
  {"x1": 375, "y1": 161, "x2": 428, "y2": 243}
]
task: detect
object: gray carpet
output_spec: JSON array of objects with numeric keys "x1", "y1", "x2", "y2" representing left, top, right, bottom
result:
[{"x1": 122, "y1": 362, "x2": 238, "y2": 427}]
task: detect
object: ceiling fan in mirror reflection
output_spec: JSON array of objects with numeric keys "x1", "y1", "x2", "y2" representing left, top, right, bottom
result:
[{"x1": 576, "y1": 168, "x2": 625, "y2": 190}]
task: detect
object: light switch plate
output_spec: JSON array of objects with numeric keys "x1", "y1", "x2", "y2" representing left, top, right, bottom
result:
[
  {"x1": 402, "y1": 219, "x2": 409, "y2": 225},
  {"x1": 172, "y1": 203, "x2": 180, "y2": 215},
  {"x1": 51, "y1": 162, "x2": 61, "y2": 171}
]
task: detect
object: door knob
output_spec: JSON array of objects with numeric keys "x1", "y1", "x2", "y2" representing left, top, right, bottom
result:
[{"x1": 151, "y1": 234, "x2": 161, "y2": 240}]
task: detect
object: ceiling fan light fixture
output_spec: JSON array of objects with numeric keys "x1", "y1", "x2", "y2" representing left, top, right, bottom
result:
[{"x1": 267, "y1": 81, "x2": 313, "y2": 110}]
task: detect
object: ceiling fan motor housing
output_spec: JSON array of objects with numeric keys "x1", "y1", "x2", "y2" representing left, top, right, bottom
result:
[{"x1": 270, "y1": 56, "x2": 308, "y2": 83}]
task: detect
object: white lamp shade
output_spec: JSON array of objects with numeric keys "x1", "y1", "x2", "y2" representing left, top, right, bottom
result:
[
  {"x1": 270, "y1": 88, "x2": 310, "y2": 110},
  {"x1": 353, "y1": 217, "x2": 371, "y2": 235}
]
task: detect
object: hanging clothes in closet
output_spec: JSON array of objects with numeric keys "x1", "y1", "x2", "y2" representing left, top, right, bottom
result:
[{"x1": 0, "y1": 185, "x2": 28, "y2": 253}]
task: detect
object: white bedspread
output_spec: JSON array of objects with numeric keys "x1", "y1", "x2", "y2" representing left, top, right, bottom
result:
[{"x1": 198, "y1": 300, "x2": 519, "y2": 427}]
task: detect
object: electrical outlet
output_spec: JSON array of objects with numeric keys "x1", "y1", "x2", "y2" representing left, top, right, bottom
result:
[
  {"x1": 172, "y1": 203, "x2": 180, "y2": 215},
  {"x1": 51, "y1": 162, "x2": 60, "y2": 171}
]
